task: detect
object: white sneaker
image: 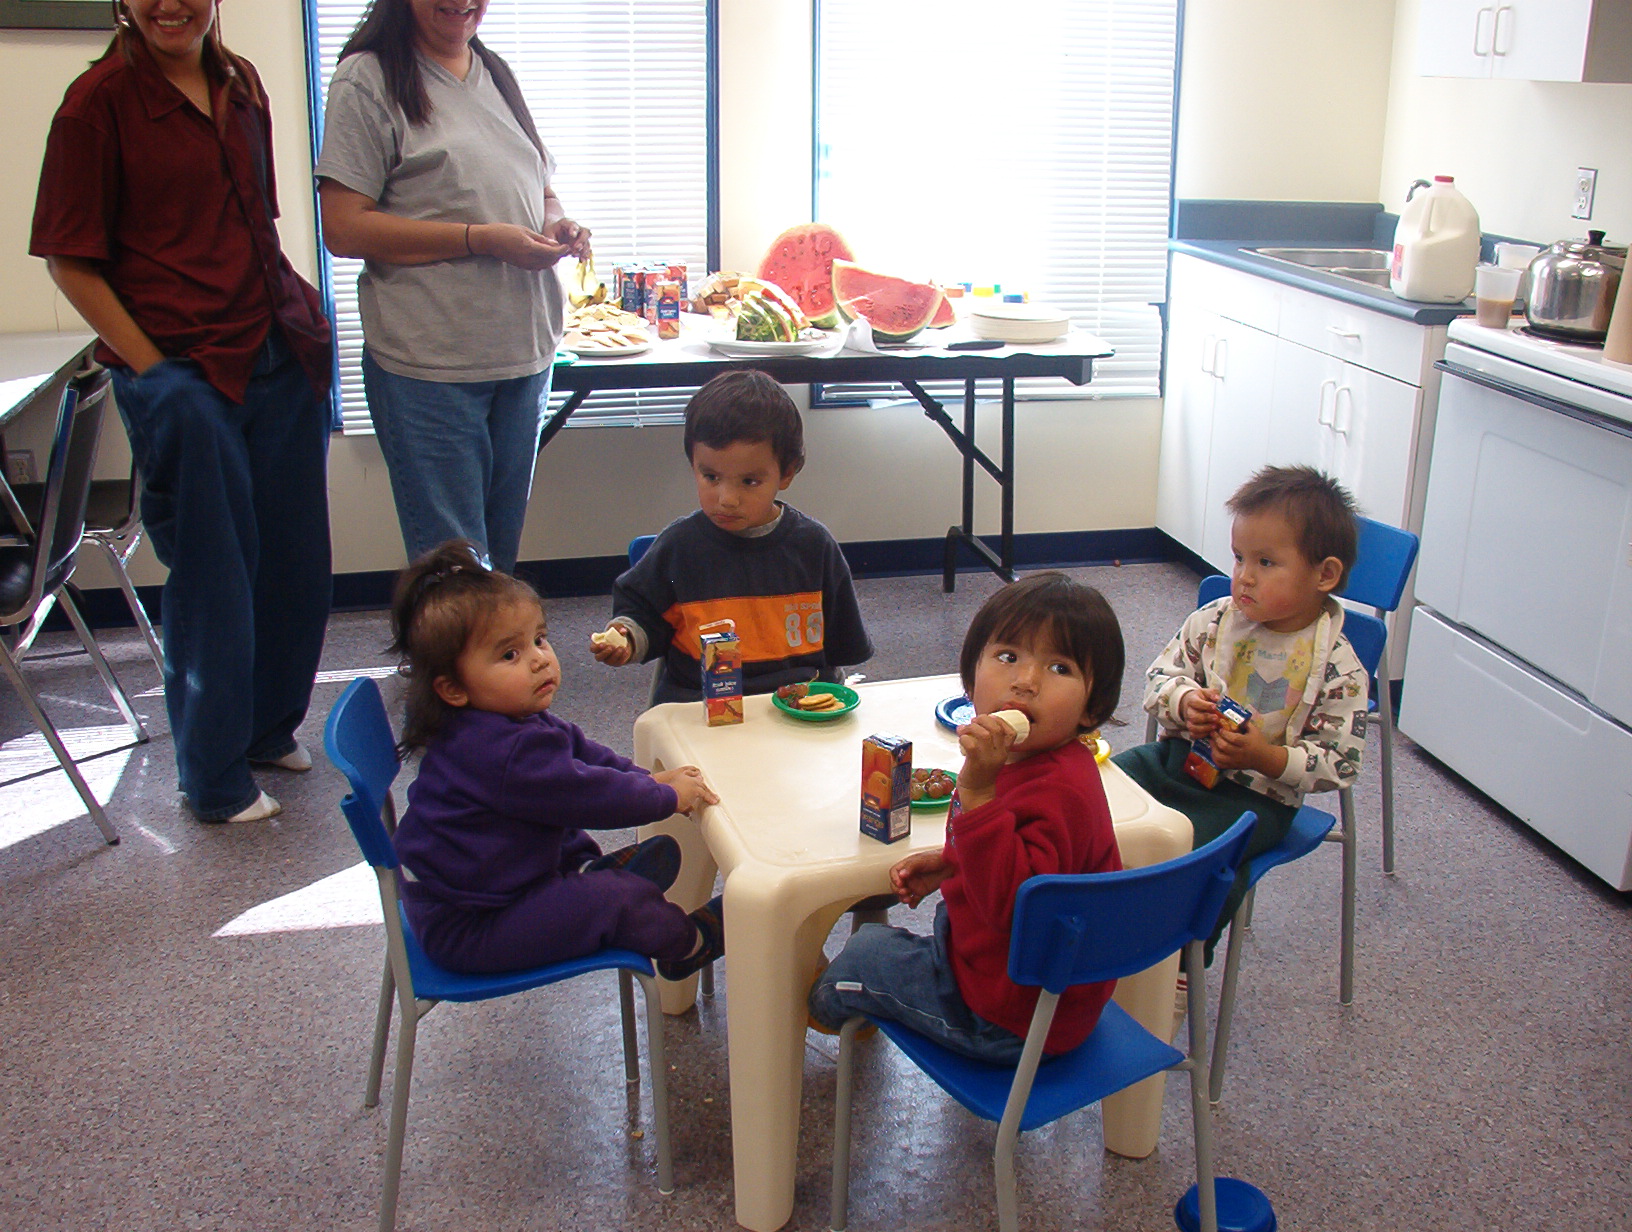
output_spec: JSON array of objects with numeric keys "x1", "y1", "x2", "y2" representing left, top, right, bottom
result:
[
  {"x1": 227, "y1": 791, "x2": 282, "y2": 823},
  {"x1": 252, "y1": 744, "x2": 312, "y2": 773}
]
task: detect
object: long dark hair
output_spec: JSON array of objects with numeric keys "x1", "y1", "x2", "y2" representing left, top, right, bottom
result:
[
  {"x1": 103, "y1": 1, "x2": 264, "y2": 110},
  {"x1": 388, "y1": 540, "x2": 544, "y2": 754},
  {"x1": 338, "y1": 0, "x2": 547, "y2": 161}
]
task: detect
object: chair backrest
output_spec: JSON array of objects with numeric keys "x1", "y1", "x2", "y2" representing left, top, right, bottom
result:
[
  {"x1": 4, "y1": 368, "x2": 109, "y2": 623},
  {"x1": 323, "y1": 677, "x2": 404, "y2": 870},
  {"x1": 628, "y1": 534, "x2": 656, "y2": 566},
  {"x1": 1196, "y1": 573, "x2": 1230, "y2": 607},
  {"x1": 1337, "y1": 515, "x2": 1419, "y2": 614},
  {"x1": 1009, "y1": 811, "x2": 1257, "y2": 994}
]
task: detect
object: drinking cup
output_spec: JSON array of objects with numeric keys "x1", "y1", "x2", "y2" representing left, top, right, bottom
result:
[
  {"x1": 1474, "y1": 263, "x2": 1522, "y2": 328},
  {"x1": 1494, "y1": 242, "x2": 1543, "y2": 309}
]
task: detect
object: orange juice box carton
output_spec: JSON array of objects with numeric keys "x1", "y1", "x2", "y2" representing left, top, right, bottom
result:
[
  {"x1": 1183, "y1": 696, "x2": 1252, "y2": 788},
  {"x1": 700, "y1": 619, "x2": 743, "y2": 726},
  {"x1": 860, "y1": 733, "x2": 913, "y2": 843}
]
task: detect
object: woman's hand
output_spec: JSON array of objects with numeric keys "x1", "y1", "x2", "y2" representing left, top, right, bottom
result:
[
  {"x1": 469, "y1": 222, "x2": 573, "y2": 270},
  {"x1": 542, "y1": 216, "x2": 593, "y2": 261},
  {"x1": 954, "y1": 714, "x2": 1016, "y2": 811},
  {"x1": 655, "y1": 765, "x2": 718, "y2": 815},
  {"x1": 889, "y1": 849, "x2": 952, "y2": 908}
]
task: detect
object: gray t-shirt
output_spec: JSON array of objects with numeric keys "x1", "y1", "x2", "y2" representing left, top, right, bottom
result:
[{"x1": 316, "y1": 51, "x2": 565, "y2": 382}]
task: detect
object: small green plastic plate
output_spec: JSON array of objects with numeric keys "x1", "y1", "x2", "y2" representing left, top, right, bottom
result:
[
  {"x1": 770, "y1": 682, "x2": 860, "y2": 722},
  {"x1": 910, "y1": 770, "x2": 958, "y2": 810}
]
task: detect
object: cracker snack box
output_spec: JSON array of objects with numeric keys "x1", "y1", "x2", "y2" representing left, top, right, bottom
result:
[
  {"x1": 699, "y1": 619, "x2": 744, "y2": 726},
  {"x1": 860, "y1": 733, "x2": 913, "y2": 843},
  {"x1": 1183, "y1": 696, "x2": 1252, "y2": 788}
]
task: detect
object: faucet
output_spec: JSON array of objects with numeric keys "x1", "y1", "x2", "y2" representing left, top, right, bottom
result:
[{"x1": 1406, "y1": 178, "x2": 1432, "y2": 202}]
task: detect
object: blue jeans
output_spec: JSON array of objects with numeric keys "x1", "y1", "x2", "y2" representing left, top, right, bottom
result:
[
  {"x1": 111, "y1": 330, "x2": 332, "y2": 820},
  {"x1": 362, "y1": 353, "x2": 551, "y2": 573},
  {"x1": 809, "y1": 903, "x2": 1026, "y2": 1064}
]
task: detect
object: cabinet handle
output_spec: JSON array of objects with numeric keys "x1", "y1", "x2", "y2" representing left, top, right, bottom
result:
[
  {"x1": 1318, "y1": 378, "x2": 1337, "y2": 427},
  {"x1": 1327, "y1": 325, "x2": 1362, "y2": 341},
  {"x1": 1202, "y1": 335, "x2": 1217, "y2": 376},
  {"x1": 1213, "y1": 337, "x2": 1228, "y2": 381},
  {"x1": 1333, "y1": 386, "x2": 1354, "y2": 436},
  {"x1": 1492, "y1": 5, "x2": 1512, "y2": 56},
  {"x1": 1474, "y1": 6, "x2": 1495, "y2": 56}
]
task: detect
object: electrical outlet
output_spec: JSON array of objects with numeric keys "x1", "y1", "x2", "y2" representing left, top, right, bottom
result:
[
  {"x1": 4, "y1": 449, "x2": 36, "y2": 486},
  {"x1": 1573, "y1": 167, "x2": 1598, "y2": 220}
]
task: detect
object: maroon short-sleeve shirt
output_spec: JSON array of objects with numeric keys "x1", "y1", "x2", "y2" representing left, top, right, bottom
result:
[{"x1": 30, "y1": 43, "x2": 331, "y2": 404}]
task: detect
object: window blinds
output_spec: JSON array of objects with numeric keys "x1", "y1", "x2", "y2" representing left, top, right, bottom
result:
[
  {"x1": 308, "y1": 0, "x2": 712, "y2": 434},
  {"x1": 815, "y1": 0, "x2": 1176, "y2": 403}
]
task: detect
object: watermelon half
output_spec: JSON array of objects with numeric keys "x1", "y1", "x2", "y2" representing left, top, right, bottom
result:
[
  {"x1": 757, "y1": 223, "x2": 854, "y2": 329},
  {"x1": 831, "y1": 260, "x2": 945, "y2": 343}
]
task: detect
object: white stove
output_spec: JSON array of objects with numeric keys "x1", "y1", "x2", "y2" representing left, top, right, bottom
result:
[{"x1": 1445, "y1": 317, "x2": 1632, "y2": 422}]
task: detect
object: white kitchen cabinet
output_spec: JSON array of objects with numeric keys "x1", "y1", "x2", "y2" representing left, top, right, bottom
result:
[
  {"x1": 1159, "y1": 253, "x2": 1449, "y2": 674},
  {"x1": 1417, "y1": 0, "x2": 1632, "y2": 82}
]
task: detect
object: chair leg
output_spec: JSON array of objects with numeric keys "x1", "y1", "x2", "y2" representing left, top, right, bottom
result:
[
  {"x1": 700, "y1": 962, "x2": 714, "y2": 997},
  {"x1": 0, "y1": 645, "x2": 118, "y2": 844},
  {"x1": 1339, "y1": 788, "x2": 1357, "y2": 1005},
  {"x1": 365, "y1": 960, "x2": 395, "y2": 1108},
  {"x1": 1209, "y1": 892, "x2": 1252, "y2": 1104},
  {"x1": 59, "y1": 589, "x2": 147, "y2": 743},
  {"x1": 619, "y1": 969, "x2": 638, "y2": 1084},
  {"x1": 1377, "y1": 673, "x2": 1397, "y2": 875},
  {"x1": 636, "y1": 972, "x2": 675, "y2": 1195},
  {"x1": 830, "y1": 1018, "x2": 864, "y2": 1232},
  {"x1": 1186, "y1": 939, "x2": 1220, "y2": 1232},
  {"x1": 379, "y1": 1010, "x2": 418, "y2": 1232},
  {"x1": 90, "y1": 535, "x2": 164, "y2": 676}
]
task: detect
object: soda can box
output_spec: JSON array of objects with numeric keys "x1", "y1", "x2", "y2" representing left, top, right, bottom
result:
[
  {"x1": 1184, "y1": 696, "x2": 1252, "y2": 789},
  {"x1": 700, "y1": 620, "x2": 743, "y2": 727},
  {"x1": 860, "y1": 733, "x2": 913, "y2": 843}
]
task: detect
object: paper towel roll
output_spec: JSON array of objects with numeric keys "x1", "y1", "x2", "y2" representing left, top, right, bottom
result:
[{"x1": 1606, "y1": 269, "x2": 1632, "y2": 366}]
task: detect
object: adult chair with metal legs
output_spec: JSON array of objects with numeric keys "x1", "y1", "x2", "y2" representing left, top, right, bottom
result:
[
  {"x1": 324, "y1": 677, "x2": 675, "y2": 1232},
  {"x1": 828, "y1": 812, "x2": 1258, "y2": 1232},
  {"x1": 0, "y1": 367, "x2": 146, "y2": 845}
]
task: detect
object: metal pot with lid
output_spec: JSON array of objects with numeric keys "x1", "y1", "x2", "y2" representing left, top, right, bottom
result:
[{"x1": 1525, "y1": 230, "x2": 1626, "y2": 342}]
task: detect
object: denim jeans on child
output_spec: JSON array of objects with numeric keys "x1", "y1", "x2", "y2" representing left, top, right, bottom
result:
[
  {"x1": 110, "y1": 329, "x2": 332, "y2": 820},
  {"x1": 362, "y1": 353, "x2": 551, "y2": 573},
  {"x1": 808, "y1": 903, "x2": 1027, "y2": 1064}
]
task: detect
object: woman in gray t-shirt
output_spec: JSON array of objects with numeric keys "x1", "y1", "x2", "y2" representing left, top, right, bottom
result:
[{"x1": 317, "y1": 0, "x2": 586, "y2": 573}]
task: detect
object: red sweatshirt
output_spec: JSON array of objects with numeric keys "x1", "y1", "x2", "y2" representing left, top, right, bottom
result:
[{"x1": 941, "y1": 739, "x2": 1122, "y2": 1054}]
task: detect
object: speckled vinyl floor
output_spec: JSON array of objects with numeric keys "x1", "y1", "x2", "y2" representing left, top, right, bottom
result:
[{"x1": 1, "y1": 563, "x2": 1627, "y2": 1232}]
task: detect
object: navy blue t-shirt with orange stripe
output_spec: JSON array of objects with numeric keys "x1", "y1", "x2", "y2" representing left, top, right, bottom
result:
[{"x1": 611, "y1": 505, "x2": 874, "y2": 704}]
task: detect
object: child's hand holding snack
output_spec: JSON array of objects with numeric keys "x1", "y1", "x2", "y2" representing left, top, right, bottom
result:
[
  {"x1": 889, "y1": 849, "x2": 953, "y2": 908},
  {"x1": 655, "y1": 765, "x2": 719, "y2": 814},
  {"x1": 1209, "y1": 721, "x2": 1289, "y2": 778},
  {"x1": 1179, "y1": 687, "x2": 1223, "y2": 740},
  {"x1": 955, "y1": 713, "x2": 1021, "y2": 811},
  {"x1": 590, "y1": 623, "x2": 634, "y2": 666}
]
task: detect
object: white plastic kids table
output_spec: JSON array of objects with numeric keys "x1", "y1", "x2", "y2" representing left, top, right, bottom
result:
[{"x1": 633, "y1": 674, "x2": 1192, "y2": 1232}]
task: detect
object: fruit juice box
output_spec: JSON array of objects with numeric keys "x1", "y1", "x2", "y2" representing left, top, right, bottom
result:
[
  {"x1": 1184, "y1": 696, "x2": 1252, "y2": 788},
  {"x1": 699, "y1": 619, "x2": 743, "y2": 726},
  {"x1": 860, "y1": 733, "x2": 913, "y2": 843}
]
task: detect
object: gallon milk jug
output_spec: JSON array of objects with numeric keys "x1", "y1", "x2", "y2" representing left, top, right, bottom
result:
[{"x1": 1390, "y1": 176, "x2": 1480, "y2": 302}]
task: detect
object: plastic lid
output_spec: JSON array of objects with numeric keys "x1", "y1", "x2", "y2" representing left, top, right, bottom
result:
[
  {"x1": 1434, "y1": 175, "x2": 1455, "y2": 182},
  {"x1": 1174, "y1": 1179, "x2": 1277, "y2": 1232},
  {"x1": 1002, "y1": 293, "x2": 1025, "y2": 302}
]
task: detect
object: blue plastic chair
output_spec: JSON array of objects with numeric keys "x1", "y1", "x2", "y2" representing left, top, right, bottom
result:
[
  {"x1": 828, "y1": 813, "x2": 1259, "y2": 1232},
  {"x1": 323, "y1": 677, "x2": 674, "y2": 1232}
]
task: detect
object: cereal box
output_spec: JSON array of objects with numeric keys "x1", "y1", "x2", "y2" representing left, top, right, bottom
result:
[
  {"x1": 1184, "y1": 696, "x2": 1252, "y2": 789},
  {"x1": 700, "y1": 619, "x2": 743, "y2": 726},
  {"x1": 860, "y1": 733, "x2": 913, "y2": 843}
]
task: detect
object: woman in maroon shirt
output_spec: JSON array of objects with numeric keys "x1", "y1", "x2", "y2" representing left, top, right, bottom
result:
[{"x1": 30, "y1": 1, "x2": 334, "y2": 823}]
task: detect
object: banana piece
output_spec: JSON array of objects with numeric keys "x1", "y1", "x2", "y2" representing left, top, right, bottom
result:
[
  {"x1": 591, "y1": 626, "x2": 630, "y2": 651},
  {"x1": 991, "y1": 709, "x2": 1031, "y2": 742}
]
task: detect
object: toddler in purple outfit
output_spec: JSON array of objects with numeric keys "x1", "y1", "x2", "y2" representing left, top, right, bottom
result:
[{"x1": 388, "y1": 541, "x2": 725, "y2": 978}]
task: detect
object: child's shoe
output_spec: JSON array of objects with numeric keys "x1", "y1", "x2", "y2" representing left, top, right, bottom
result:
[
  {"x1": 657, "y1": 895, "x2": 725, "y2": 981},
  {"x1": 250, "y1": 744, "x2": 312, "y2": 773},
  {"x1": 805, "y1": 958, "x2": 878, "y2": 1040},
  {"x1": 583, "y1": 835, "x2": 682, "y2": 891},
  {"x1": 226, "y1": 791, "x2": 282, "y2": 823}
]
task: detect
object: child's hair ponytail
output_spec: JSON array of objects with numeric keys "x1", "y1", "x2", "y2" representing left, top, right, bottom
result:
[{"x1": 388, "y1": 540, "x2": 542, "y2": 755}]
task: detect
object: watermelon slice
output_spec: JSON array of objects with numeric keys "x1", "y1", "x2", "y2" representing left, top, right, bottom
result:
[
  {"x1": 927, "y1": 294, "x2": 956, "y2": 328},
  {"x1": 831, "y1": 261, "x2": 945, "y2": 343},
  {"x1": 757, "y1": 223, "x2": 854, "y2": 329}
]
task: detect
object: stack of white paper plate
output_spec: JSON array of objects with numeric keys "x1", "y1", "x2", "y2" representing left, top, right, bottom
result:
[{"x1": 967, "y1": 302, "x2": 1071, "y2": 343}]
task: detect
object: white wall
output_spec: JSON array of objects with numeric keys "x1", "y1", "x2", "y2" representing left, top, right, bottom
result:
[
  {"x1": 1, "y1": 0, "x2": 1159, "y2": 587},
  {"x1": 1378, "y1": 0, "x2": 1632, "y2": 241}
]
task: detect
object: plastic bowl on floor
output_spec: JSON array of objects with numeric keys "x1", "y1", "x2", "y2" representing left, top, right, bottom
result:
[{"x1": 1174, "y1": 1178, "x2": 1276, "y2": 1232}]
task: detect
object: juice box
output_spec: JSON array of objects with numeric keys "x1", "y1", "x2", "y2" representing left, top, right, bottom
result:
[
  {"x1": 1184, "y1": 696, "x2": 1252, "y2": 788},
  {"x1": 655, "y1": 280, "x2": 681, "y2": 339},
  {"x1": 860, "y1": 733, "x2": 913, "y2": 843},
  {"x1": 699, "y1": 619, "x2": 743, "y2": 726}
]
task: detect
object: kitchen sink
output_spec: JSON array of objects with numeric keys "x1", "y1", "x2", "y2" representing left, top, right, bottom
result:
[{"x1": 1244, "y1": 246, "x2": 1393, "y2": 288}]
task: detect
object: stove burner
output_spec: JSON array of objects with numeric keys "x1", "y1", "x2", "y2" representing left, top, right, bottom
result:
[{"x1": 1517, "y1": 325, "x2": 1606, "y2": 349}]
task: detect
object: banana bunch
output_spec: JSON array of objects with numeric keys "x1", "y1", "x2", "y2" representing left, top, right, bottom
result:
[{"x1": 566, "y1": 255, "x2": 607, "y2": 309}]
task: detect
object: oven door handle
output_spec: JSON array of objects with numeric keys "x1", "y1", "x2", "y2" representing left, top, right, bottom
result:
[{"x1": 1436, "y1": 359, "x2": 1632, "y2": 441}]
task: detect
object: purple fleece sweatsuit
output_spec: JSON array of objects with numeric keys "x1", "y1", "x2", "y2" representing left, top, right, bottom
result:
[{"x1": 393, "y1": 708, "x2": 695, "y2": 973}]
